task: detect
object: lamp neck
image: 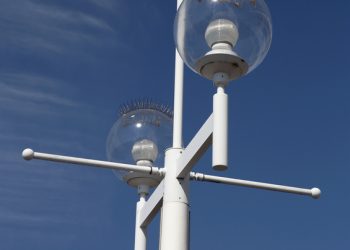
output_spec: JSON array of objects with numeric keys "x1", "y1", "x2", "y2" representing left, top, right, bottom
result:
[
  {"x1": 213, "y1": 72, "x2": 230, "y2": 88},
  {"x1": 217, "y1": 85, "x2": 225, "y2": 94},
  {"x1": 211, "y1": 42, "x2": 233, "y2": 51},
  {"x1": 136, "y1": 160, "x2": 153, "y2": 167},
  {"x1": 138, "y1": 184, "x2": 150, "y2": 197}
]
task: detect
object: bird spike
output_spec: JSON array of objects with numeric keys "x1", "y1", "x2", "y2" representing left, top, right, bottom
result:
[{"x1": 118, "y1": 98, "x2": 173, "y2": 119}]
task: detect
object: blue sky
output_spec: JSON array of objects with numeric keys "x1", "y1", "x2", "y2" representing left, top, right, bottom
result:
[{"x1": 0, "y1": 0, "x2": 349, "y2": 249}]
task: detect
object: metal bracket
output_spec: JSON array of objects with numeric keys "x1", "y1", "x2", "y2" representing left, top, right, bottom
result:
[{"x1": 176, "y1": 114, "x2": 213, "y2": 178}]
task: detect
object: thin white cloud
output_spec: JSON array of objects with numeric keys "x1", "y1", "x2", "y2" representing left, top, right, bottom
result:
[
  {"x1": 0, "y1": 0, "x2": 121, "y2": 55},
  {"x1": 0, "y1": 72, "x2": 81, "y2": 116},
  {"x1": 0, "y1": 82, "x2": 79, "y2": 107},
  {"x1": 0, "y1": 134, "x2": 90, "y2": 154},
  {"x1": 0, "y1": 73, "x2": 62, "y2": 90},
  {"x1": 31, "y1": 2, "x2": 114, "y2": 32},
  {"x1": 0, "y1": 2, "x2": 120, "y2": 239},
  {"x1": 0, "y1": 72, "x2": 101, "y2": 154},
  {"x1": 0, "y1": 152, "x2": 102, "y2": 229}
]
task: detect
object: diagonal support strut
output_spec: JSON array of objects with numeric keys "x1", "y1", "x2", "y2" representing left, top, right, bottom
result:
[
  {"x1": 176, "y1": 114, "x2": 213, "y2": 178},
  {"x1": 139, "y1": 180, "x2": 164, "y2": 227}
]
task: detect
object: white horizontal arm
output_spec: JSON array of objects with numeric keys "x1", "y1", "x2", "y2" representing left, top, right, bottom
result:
[
  {"x1": 190, "y1": 172, "x2": 321, "y2": 199},
  {"x1": 22, "y1": 148, "x2": 164, "y2": 176}
]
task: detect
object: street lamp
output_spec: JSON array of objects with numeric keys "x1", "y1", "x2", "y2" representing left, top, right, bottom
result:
[
  {"x1": 21, "y1": 0, "x2": 321, "y2": 250},
  {"x1": 174, "y1": 0, "x2": 272, "y2": 78},
  {"x1": 106, "y1": 100, "x2": 173, "y2": 188},
  {"x1": 106, "y1": 100, "x2": 173, "y2": 250},
  {"x1": 174, "y1": 0, "x2": 272, "y2": 170}
]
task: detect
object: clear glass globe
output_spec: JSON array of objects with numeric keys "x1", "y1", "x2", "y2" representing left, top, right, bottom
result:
[
  {"x1": 106, "y1": 102, "x2": 173, "y2": 181},
  {"x1": 174, "y1": 0, "x2": 272, "y2": 79}
]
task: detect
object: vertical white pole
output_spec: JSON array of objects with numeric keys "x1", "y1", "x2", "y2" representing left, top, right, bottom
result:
[
  {"x1": 135, "y1": 195, "x2": 147, "y2": 250},
  {"x1": 172, "y1": 0, "x2": 185, "y2": 148},
  {"x1": 159, "y1": 1, "x2": 189, "y2": 249},
  {"x1": 212, "y1": 85, "x2": 228, "y2": 170},
  {"x1": 160, "y1": 148, "x2": 189, "y2": 250}
]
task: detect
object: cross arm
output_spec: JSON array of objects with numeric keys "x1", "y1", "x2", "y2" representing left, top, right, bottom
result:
[
  {"x1": 22, "y1": 148, "x2": 164, "y2": 176},
  {"x1": 190, "y1": 172, "x2": 321, "y2": 199}
]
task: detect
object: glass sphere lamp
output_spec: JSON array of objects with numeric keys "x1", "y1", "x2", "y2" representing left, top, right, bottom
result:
[
  {"x1": 106, "y1": 101, "x2": 173, "y2": 188},
  {"x1": 174, "y1": 0, "x2": 272, "y2": 83}
]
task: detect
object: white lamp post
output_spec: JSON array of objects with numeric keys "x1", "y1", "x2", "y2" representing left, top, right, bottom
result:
[{"x1": 22, "y1": 0, "x2": 321, "y2": 250}]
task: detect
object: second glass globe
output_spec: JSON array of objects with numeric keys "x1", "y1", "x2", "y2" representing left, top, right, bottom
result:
[
  {"x1": 106, "y1": 101, "x2": 173, "y2": 187},
  {"x1": 174, "y1": 0, "x2": 272, "y2": 81}
]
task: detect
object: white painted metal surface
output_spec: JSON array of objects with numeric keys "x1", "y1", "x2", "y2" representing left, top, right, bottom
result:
[
  {"x1": 190, "y1": 172, "x2": 321, "y2": 199},
  {"x1": 160, "y1": 148, "x2": 189, "y2": 250},
  {"x1": 177, "y1": 114, "x2": 213, "y2": 178},
  {"x1": 22, "y1": 148, "x2": 164, "y2": 176},
  {"x1": 172, "y1": 0, "x2": 185, "y2": 149},
  {"x1": 139, "y1": 180, "x2": 164, "y2": 227},
  {"x1": 172, "y1": 50, "x2": 184, "y2": 149},
  {"x1": 212, "y1": 86, "x2": 228, "y2": 170},
  {"x1": 135, "y1": 195, "x2": 147, "y2": 250}
]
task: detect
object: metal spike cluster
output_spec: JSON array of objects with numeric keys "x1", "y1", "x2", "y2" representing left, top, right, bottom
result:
[{"x1": 118, "y1": 98, "x2": 174, "y2": 119}]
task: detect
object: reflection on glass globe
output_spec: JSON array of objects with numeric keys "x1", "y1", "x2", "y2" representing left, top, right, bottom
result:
[
  {"x1": 106, "y1": 100, "x2": 173, "y2": 187},
  {"x1": 174, "y1": 0, "x2": 272, "y2": 80}
]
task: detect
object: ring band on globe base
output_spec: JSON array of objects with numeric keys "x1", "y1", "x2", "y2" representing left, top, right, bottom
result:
[{"x1": 195, "y1": 49, "x2": 249, "y2": 82}]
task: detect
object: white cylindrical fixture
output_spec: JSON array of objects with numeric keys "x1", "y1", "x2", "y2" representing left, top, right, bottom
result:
[
  {"x1": 160, "y1": 148, "x2": 189, "y2": 250},
  {"x1": 135, "y1": 195, "x2": 147, "y2": 250},
  {"x1": 213, "y1": 86, "x2": 228, "y2": 170}
]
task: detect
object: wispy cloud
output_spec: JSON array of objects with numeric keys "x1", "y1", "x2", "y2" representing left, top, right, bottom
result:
[
  {"x1": 0, "y1": 147, "x2": 103, "y2": 231},
  {"x1": 31, "y1": 2, "x2": 114, "y2": 32},
  {"x1": 0, "y1": 82, "x2": 79, "y2": 107},
  {"x1": 0, "y1": 72, "x2": 64, "y2": 91},
  {"x1": 0, "y1": 0, "x2": 121, "y2": 55},
  {"x1": 0, "y1": 2, "x2": 126, "y2": 245},
  {"x1": 0, "y1": 72, "x2": 81, "y2": 115},
  {"x1": 0, "y1": 72, "x2": 101, "y2": 156}
]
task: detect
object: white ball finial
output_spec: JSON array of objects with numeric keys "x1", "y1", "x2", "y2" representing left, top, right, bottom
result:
[
  {"x1": 205, "y1": 19, "x2": 239, "y2": 49},
  {"x1": 311, "y1": 188, "x2": 321, "y2": 199},
  {"x1": 131, "y1": 139, "x2": 158, "y2": 163},
  {"x1": 22, "y1": 148, "x2": 34, "y2": 160}
]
